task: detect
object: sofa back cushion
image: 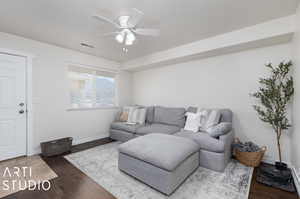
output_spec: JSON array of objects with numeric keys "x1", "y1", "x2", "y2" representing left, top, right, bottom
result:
[{"x1": 154, "y1": 106, "x2": 186, "y2": 128}]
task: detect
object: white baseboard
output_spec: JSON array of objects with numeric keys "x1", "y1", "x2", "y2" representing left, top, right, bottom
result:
[{"x1": 292, "y1": 167, "x2": 300, "y2": 197}]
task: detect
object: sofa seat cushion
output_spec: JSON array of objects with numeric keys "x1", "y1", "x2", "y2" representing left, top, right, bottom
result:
[
  {"x1": 174, "y1": 130, "x2": 225, "y2": 153},
  {"x1": 118, "y1": 133, "x2": 200, "y2": 171},
  {"x1": 110, "y1": 122, "x2": 143, "y2": 133},
  {"x1": 136, "y1": 124, "x2": 181, "y2": 135}
]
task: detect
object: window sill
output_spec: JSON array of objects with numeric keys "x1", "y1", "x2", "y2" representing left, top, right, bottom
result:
[{"x1": 67, "y1": 106, "x2": 119, "y2": 111}]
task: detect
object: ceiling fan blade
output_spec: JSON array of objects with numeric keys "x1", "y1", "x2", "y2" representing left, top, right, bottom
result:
[
  {"x1": 133, "y1": 28, "x2": 160, "y2": 36},
  {"x1": 93, "y1": 15, "x2": 120, "y2": 28},
  {"x1": 102, "y1": 32, "x2": 120, "y2": 37},
  {"x1": 128, "y1": 8, "x2": 144, "y2": 27}
]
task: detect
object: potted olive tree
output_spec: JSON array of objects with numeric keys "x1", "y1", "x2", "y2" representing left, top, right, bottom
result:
[{"x1": 252, "y1": 61, "x2": 294, "y2": 170}]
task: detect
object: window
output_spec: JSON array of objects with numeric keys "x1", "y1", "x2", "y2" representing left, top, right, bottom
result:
[{"x1": 68, "y1": 65, "x2": 117, "y2": 109}]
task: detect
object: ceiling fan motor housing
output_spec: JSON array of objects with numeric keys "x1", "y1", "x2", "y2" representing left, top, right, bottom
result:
[{"x1": 118, "y1": 15, "x2": 131, "y2": 28}]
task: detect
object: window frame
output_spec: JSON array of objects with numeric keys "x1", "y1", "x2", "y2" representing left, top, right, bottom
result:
[{"x1": 66, "y1": 64, "x2": 119, "y2": 111}]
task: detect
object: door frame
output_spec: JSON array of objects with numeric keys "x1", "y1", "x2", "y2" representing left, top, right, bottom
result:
[{"x1": 0, "y1": 48, "x2": 34, "y2": 156}]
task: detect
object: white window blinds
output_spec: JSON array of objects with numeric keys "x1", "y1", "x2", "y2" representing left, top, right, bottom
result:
[{"x1": 68, "y1": 65, "x2": 117, "y2": 109}]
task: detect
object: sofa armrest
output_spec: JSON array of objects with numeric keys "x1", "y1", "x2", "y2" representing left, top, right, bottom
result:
[
  {"x1": 219, "y1": 130, "x2": 234, "y2": 145},
  {"x1": 219, "y1": 130, "x2": 234, "y2": 164}
]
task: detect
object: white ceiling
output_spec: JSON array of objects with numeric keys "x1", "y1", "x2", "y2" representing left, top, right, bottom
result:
[{"x1": 0, "y1": 0, "x2": 299, "y2": 62}]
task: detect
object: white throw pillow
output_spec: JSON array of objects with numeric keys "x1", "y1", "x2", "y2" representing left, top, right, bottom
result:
[
  {"x1": 127, "y1": 107, "x2": 147, "y2": 124},
  {"x1": 198, "y1": 109, "x2": 221, "y2": 132},
  {"x1": 184, "y1": 112, "x2": 202, "y2": 132},
  {"x1": 198, "y1": 109, "x2": 210, "y2": 131},
  {"x1": 124, "y1": 106, "x2": 138, "y2": 122},
  {"x1": 135, "y1": 108, "x2": 147, "y2": 124},
  {"x1": 205, "y1": 109, "x2": 221, "y2": 129}
]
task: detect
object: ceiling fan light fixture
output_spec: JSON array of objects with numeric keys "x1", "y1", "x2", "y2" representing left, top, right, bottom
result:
[
  {"x1": 93, "y1": 9, "x2": 160, "y2": 46},
  {"x1": 126, "y1": 31, "x2": 136, "y2": 42},
  {"x1": 125, "y1": 38, "x2": 134, "y2": 45},
  {"x1": 115, "y1": 33, "x2": 124, "y2": 43},
  {"x1": 124, "y1": 30, "x2": 135, "y2": 45}
]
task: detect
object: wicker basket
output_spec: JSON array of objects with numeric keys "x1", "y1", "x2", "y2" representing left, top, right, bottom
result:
[{"x1": 233, "y1": 138, "x2": 267, "y2": 167}]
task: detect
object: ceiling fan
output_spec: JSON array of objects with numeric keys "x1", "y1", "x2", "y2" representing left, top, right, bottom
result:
[{"x1": 93, "y1": 8, "x2": 160, "y2": 46}]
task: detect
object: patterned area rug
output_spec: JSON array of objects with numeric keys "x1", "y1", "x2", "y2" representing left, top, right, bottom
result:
[{"x1": 65, "y1": 142, "x2": 253, "y2": 199}]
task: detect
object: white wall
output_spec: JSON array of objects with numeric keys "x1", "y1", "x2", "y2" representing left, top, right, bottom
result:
[
  {"x1": 292, "y1": 4, "x2": 300, "y2": 169},
  {"x1": 133, "y1": 43, "x2": 292, "y2": 164},
  {"x1": 0, "y1": 31, "x2": 132, "y2": 154}
]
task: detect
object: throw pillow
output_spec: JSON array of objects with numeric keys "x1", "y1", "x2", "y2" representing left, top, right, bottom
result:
[
  {"x1": 198, "y1": 109, "x2": 210, "y2": 131},
  {"x1": 127, "y1": 107, "x2": 147, "y2": 124},
  {"x1": 205, "y1": 109, "x2": 221, "y2": 128},
  {"x1": 184, "y1": 112, "x2": 202, "y2": 132},
  {"x1": 118, "y1": 106, "x2": 138, "y2": 122},
  {"x1": 198, "y1": 109, "x2": 221, "y2": 132},
  {"x1": 186, "y1": 106, "x2": 198, "y2": 113},
  {"x1": 207, "y1": 122, "x2": 232, "y2": 138},
  {"x1": 135, "y1": 108, "x2": 147, "y2": 124},
  {"x1": 119, "y1": 111, "x2": 129, "y2": 122},
  {"x1": 127, "y1": 107, "x2": 138, "y2": 124}
]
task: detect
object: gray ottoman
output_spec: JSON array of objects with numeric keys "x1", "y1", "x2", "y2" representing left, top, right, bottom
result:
[{"x1": 118, "y1": 133, "x2": 200, "y2": 195}]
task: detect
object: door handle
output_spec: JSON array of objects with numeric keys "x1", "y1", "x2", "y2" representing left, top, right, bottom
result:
[{"x1": 19, "y1": 110, "x2": 25, "y2": 114}]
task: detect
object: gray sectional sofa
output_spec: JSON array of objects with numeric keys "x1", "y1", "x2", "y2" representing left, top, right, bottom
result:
[
  {"x1": 110, "y1": 106, "x2": 234, "y2": 172},
  {"x1": 110, "y1": 106, "x2": 185, "y2": 141}
]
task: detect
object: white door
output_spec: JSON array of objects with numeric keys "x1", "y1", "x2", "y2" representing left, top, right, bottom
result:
[{"x1": 0, "y1": 53, "x2": 27, "y2": 161}]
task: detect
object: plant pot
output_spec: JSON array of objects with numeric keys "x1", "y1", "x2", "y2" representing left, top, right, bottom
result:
[
  {"x1": 275, "y1": 162, "x2": 288, "y2": 171},
  {"x1": 256, "y1": 163, "x2": 295, "y2": 192}
]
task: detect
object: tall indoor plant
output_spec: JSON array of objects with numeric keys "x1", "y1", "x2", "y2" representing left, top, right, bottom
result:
[{"x1": 252, "y1": 61, "x2": 294, "y2": 169}]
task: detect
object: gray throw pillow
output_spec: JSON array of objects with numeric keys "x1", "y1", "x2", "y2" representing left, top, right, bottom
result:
[
  {"x1": 186, "y1": 106, "x2": 198, "y2": 113},
  {"x1": 206, "y1": 122, "x2": 232, "y2": 138}
]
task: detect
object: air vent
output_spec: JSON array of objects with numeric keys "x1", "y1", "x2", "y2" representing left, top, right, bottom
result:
[{"x1": 80, "y1": 43, "x2": 95, "y2": 48}]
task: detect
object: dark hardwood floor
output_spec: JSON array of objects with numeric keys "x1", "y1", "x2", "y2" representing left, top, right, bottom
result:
[{"x1": 3, "y1": 138, "x2": 299, "y2": 199}]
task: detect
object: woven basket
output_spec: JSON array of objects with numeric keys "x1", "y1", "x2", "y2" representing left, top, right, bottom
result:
[{"x1": 233, "y1": 138, "x2": 267, "y2": 167}]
